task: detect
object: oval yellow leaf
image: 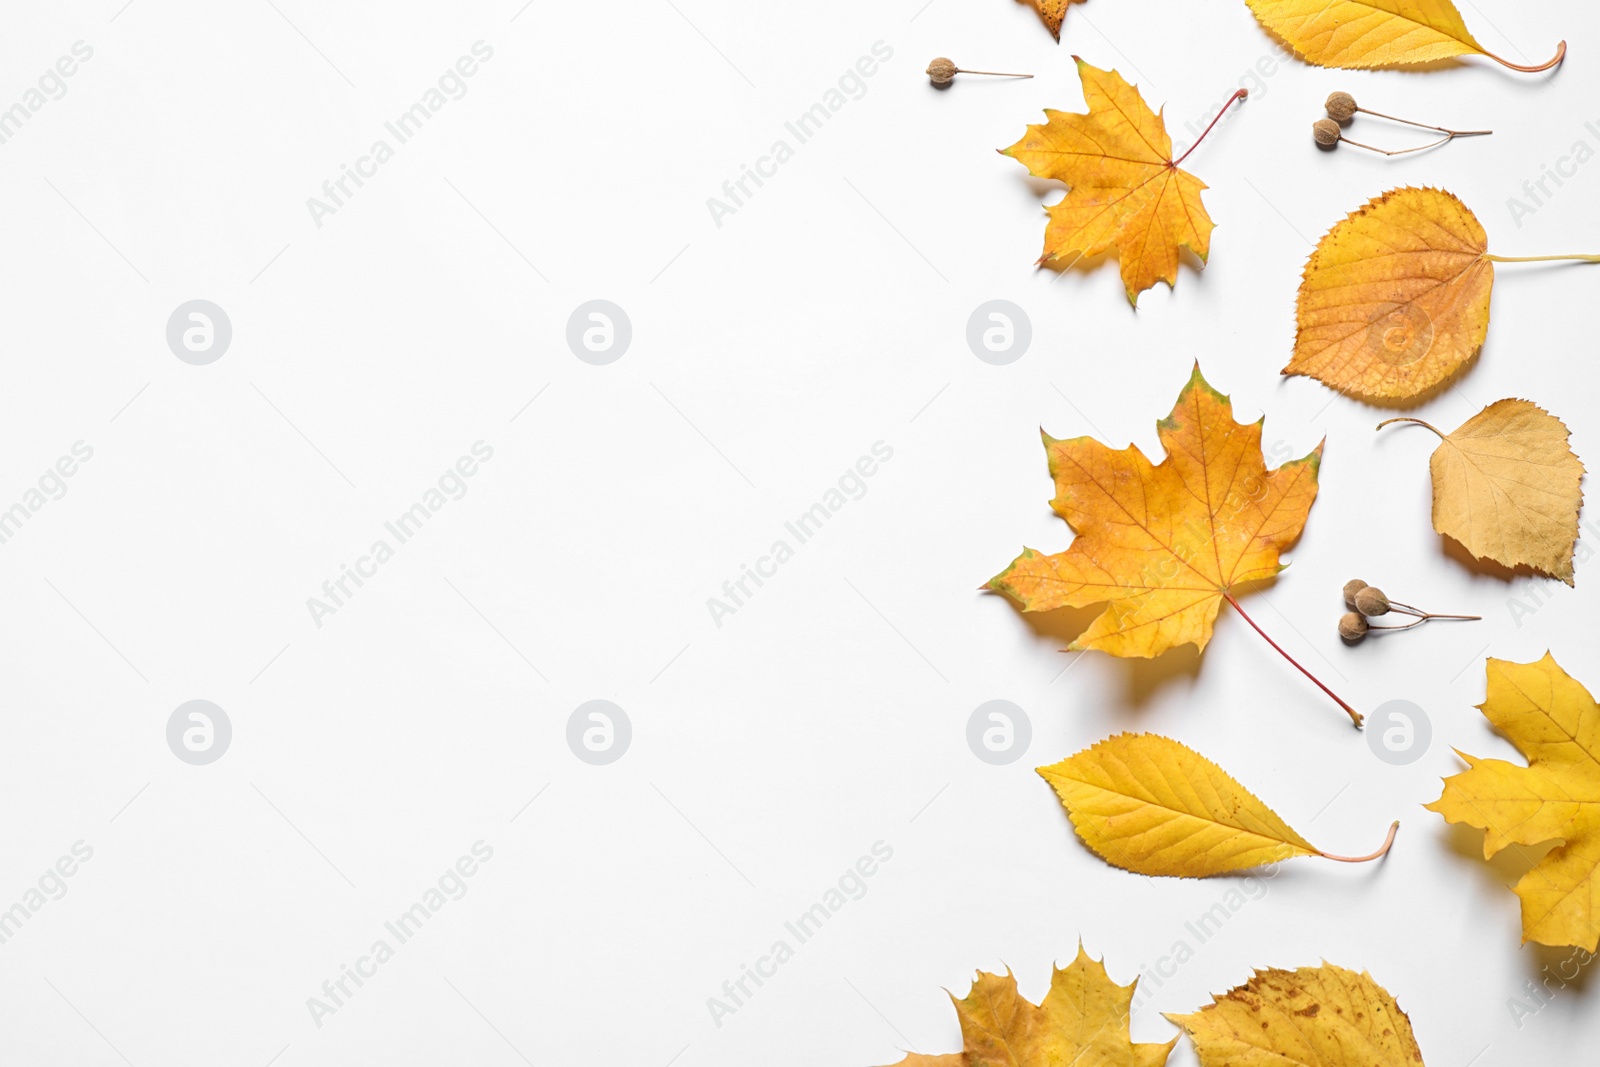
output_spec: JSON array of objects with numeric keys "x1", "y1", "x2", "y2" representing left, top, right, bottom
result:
[
  {"x1": 1380, "y1": 400, "x2": 1585, "y2": 584},
  {"x1": 1038, "y1": 734, "x2": 1395, "y2": 877},
  {"x1": 1284, "y1": 186, "x2": 1493, "y2": 401},
  {"x1": 1167, "y1": 963, "x2": 1425, "y2": 1066},
  {"x1": 1245, "y1": 0, "x2": 1563, "y2": 71}
]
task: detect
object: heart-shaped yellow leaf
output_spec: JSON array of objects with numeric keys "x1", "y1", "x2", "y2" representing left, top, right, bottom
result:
[
  {"x1": 1379, "y1": 400, "x2": 1585, "y2": 584},
  {"x1": 1284, "y1": 186, "x2": 1493, "y2": 401},
  {"x1": 1038, "y1": 733, "x2": 1396, "y2": 877}
]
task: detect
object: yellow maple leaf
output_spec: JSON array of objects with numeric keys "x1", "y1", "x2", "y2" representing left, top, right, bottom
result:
[
  {"x1": 1001, "y1": 59, "x2": 1241, "y2": 305},
  {"x1": 1039, "y1": 733, "x2": 1397, "y2": 877},
  {"x1": 1245, "y1": 0, "x2": 1563, "y2": 71},
  {"x1": 878, "y1": 946, "x2": 1175, "y2": 1067},
  {"x1": 986, "y1": 365, "x2": 1360, "y2": 724},
  {"x1": 1379, "y1": 400, "x2": 1586, "y2": 584},
  {"x1": 1017, "y1": 0, "x2": 1082, "y2": 40},
  {"x1": 1427, "y1": 653, "x2": 1600, "y2": 950},
  {"x1": 1168, "y1": 963, "x2": 1426, "y2": 1065}
]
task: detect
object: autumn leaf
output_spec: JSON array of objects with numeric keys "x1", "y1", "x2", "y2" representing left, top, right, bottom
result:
[
  {"x1": 1018, "y1": 0, "x2": 1081, "y2": 40},
  {"x1": 1285, "y1": 187, "x2": 1491, "y2": 401},
  {"x1": 1001, "y1": 59, "x2": 1243, "y2": 305},
  {"x1": 878, "y1": 946, "x2": 1175, "y2": 1067},
  {"x1": 1379, "y1": 400, "x2": 1585, "y2": 584},
  {"x1": 1039, "y1": 733, "x2": 1398, "y2": 877},
  {"x1": 1427, "y1": 653, "x2": 1600, "y2": 950},
  {"x1": 1285, "y1": 187, "x2": 1600, "y2": 401},
  {"x1": 985, "y1": 364, "x2": 1362, "y2": 724},
  {"x1": 1244, "y1": 0, "x2": 1564, "y2": 71},
  {"x1": 1168, "y1": 963, "x2": 1426, "y2": 1066}
]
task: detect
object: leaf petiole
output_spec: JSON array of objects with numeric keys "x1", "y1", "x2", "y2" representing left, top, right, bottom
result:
[
  {"x1": 1481, "y1": 39, "x2": 1565, "y2": 73},
  {"x1": 1223, "y1": 591, "x2": 1364, "y2": 727},
  {"x1": 1484, "y1": 252, "x2": 1600, "y2": 263},
  {"x1": 1317, "y1": 821, "x2": 1400, "y2": 863},
  {"x1": 1172, "y1": 88, "x2": 1247, "y2": 167}
]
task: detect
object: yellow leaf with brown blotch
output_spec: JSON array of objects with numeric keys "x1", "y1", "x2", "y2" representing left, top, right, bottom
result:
[
  {"x1": 1284, "y1": 187, "x2": 1493, "y2": 401},
  {"x1": 1018, "y1": 0, "x2": 1082, "y2": 40},
  {"x1": 877, "y1": 947, "x2": 1175, "y2": 1067},
  {"x1": 1038, "y1": 734, "x2": 1397, "y2": 877},
  {"x1": 1379, "y1": 400, "x2": 1585, "y2": 584},
  {"x1": 1244, "y1": 0, "x2": 1564, "y2": 71},
  {"x1": 1427, "y1": 653, "x2": 1600, "y2": 950},
  {"x1": 1168, "y1": 963, "x2": 1426, "y2": 1066},
  {"x1": 1001, "y1": 59, "x2": 1227, "y2": 304}
]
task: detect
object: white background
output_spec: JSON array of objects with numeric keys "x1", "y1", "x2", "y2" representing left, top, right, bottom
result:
[{"x1": 0, "y1": 1, "x2": 1596, "y2": 1064}]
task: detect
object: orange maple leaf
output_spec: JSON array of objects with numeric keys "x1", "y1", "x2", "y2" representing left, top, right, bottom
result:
[{"x1": 987, "y1": 365, "x2": 1360, "y2": 724}]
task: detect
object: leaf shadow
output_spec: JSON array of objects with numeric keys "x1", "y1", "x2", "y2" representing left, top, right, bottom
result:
[
  {"x1": 1440, "y1": 533, "x2": 1536, "y2": 583},
  {"x1": 996, "y1": 597, "x2": 1204, "y2": 708}
]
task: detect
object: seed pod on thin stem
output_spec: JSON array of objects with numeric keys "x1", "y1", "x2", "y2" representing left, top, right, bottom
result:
[
  {"x1": 1347, "y1": 582, "x2": 1480, "y2": 630},
  {"x1": 926, "y1": 57, "x2": 1032, "y2": 87},
  {"x1": 1316, "y1": 92, "x2": 1490, "y2": 156},
  {"x1": 1313, "y1": 118, "x2": 1460, "y2": 156},
  {"x1": 1339, "y1": 612, "x2": 1369, "y2": 640},
  {"x1": 1342, "y1": 578, "x2": 1368, "y2": 609}
]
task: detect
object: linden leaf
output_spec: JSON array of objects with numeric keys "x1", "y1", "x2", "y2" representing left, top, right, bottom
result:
[
  {"x1": 1285, "y1": 187, "x2": 1493, "y2": 401},
  {"x1": 877, "y1": 946, "x2": 1175, "y2": 1067},
  {"x1": 1002, "y1": 59, "x2": 1239, "y2": 305},
  {"x1": 985, "y1": 364, "x2": 1360, "y2": 724},
  {"x1": 1038, "y1": 733, "x2": 1397, "y2": 877},
  {"x1": 1286, "y1": 187, "x2": 1600, "y2": 401},
  {"x1": 1168, "y1": 963, "x2": 1426, "y2": 1066},
  {"x1": 1244, "y1": 0, "x2": 1564, "y2": 71},
  {"x1": 1379, "y1": 401, "x2": 1586, "y2": 584},
  {"x1": 1426, "y1": 653, "x2": 1600, "y2": 950},
  {"x1": 1018, "y1": 0, "x2": 1082, "y2": 40}
]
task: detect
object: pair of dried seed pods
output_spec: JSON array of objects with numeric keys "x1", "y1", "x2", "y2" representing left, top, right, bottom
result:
[
  {"x1": 1338, "y1": 579, "x2": 1480, "y2": 642},
  {"x1": 1312, "y1": 92, "x2": 1491, "y2": 156}
]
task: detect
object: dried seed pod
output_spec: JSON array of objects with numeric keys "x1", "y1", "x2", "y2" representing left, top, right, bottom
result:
[
  {"x1": 1313, "y1": 118, "x2": 1342, "y2": 147},
  {"x1": 925, "y1": 58, "x2": 1031, "y2": 87},
  {"x1": 1325, "y1": 91, "x2": 1358, "y2": 122},
  {"x1": 1342, "y1": 578, "x2": 1368, "y2": 609},
  {"x1": 1339, "y1": 612, "x2": 1369, "y2": 640},
  {"x1": 1354, "y1": 587, "x2": 1391, "y2": 617},
  {"x1": 926, "y1": 57, "x2": 958, "y2": 86}
]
